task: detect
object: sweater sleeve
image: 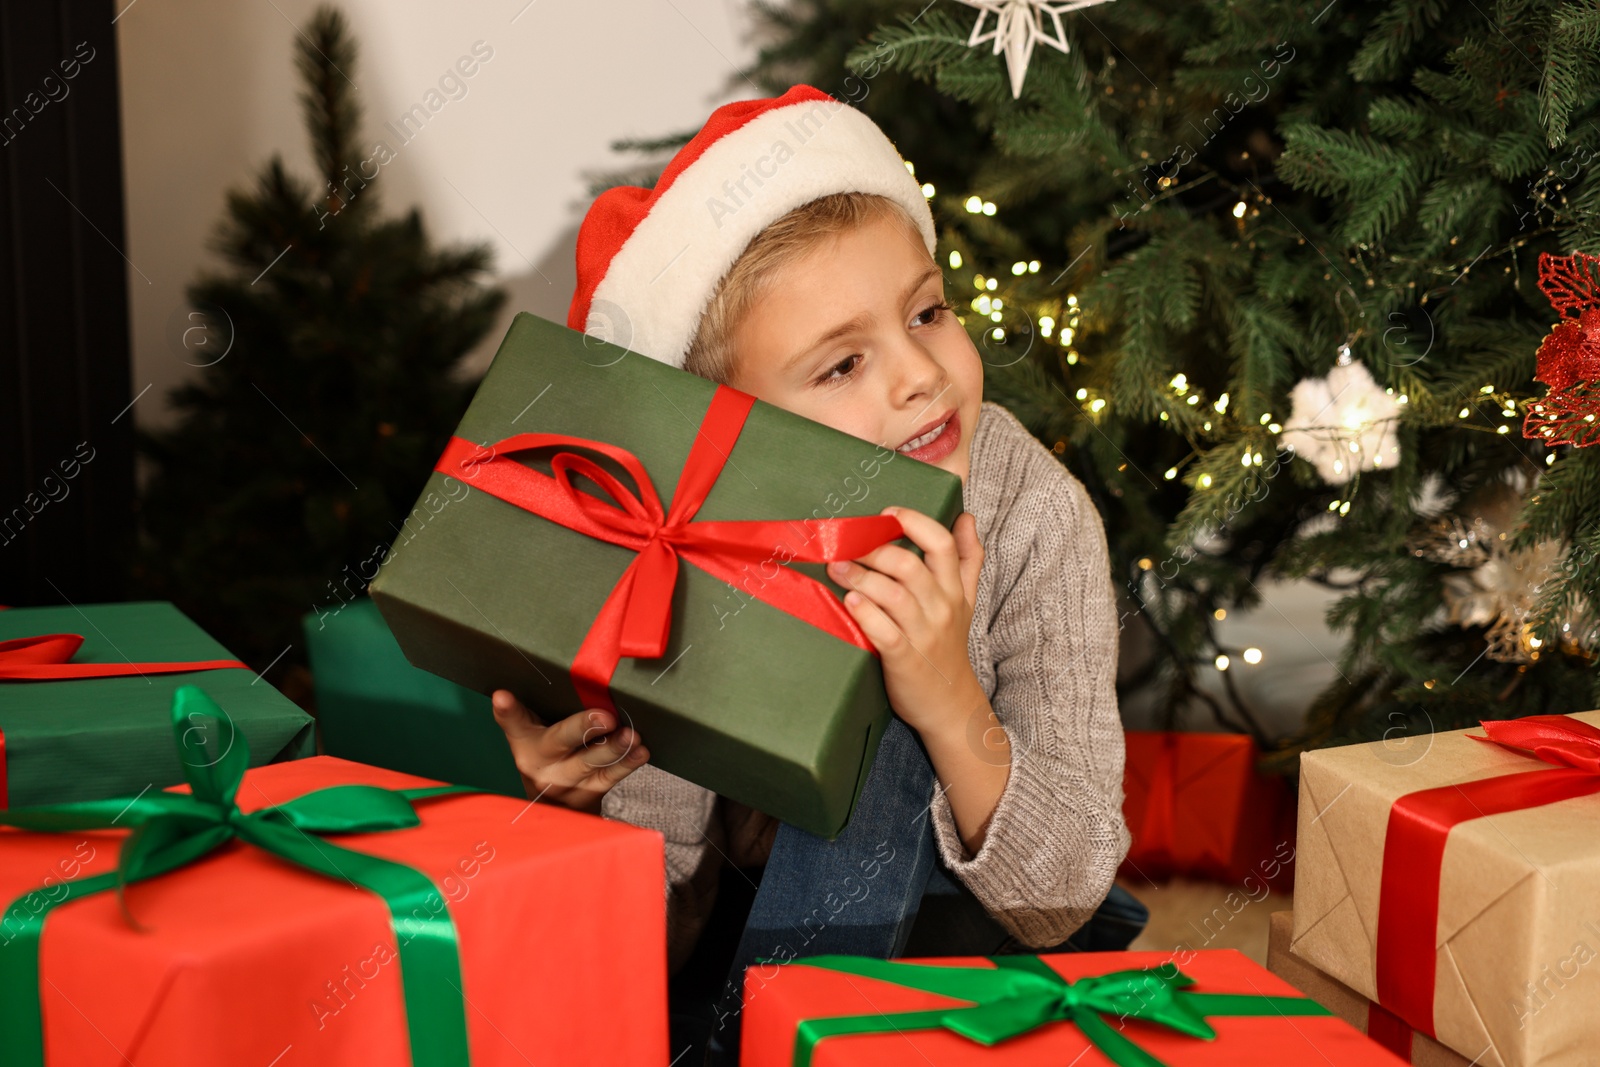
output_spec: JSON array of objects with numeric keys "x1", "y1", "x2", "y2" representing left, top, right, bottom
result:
[
  {"x1": 599, "y1": 762, "x2": 724, "y2": 975},
  {"x1": 927, "y1": 460, "x2": 1131, "y2": 948}
]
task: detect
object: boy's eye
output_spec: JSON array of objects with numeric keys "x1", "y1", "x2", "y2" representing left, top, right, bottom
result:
[
  {"x1": 817, "y1": 353, "x2": 862, "y2": 384},
  {"x1": 915, "y1": 299, "x2": 952, "y2": 326}
]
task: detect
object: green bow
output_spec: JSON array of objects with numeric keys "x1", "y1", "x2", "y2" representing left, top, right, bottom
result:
[
  {"x1": 771, "y1": 954, "x2": 1331, "y2": 1066},
  {"x1": 0, "y1": 684, "x2": 480, "y2": 1067}
]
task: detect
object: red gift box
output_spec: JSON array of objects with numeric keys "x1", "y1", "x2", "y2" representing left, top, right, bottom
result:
[
  {"x1": 1120, "y1": 731, "x2": 1293, "y2": 888},
  {"x1": 0, "y1": 754, "x2": 668, "y2": 1066},
  {"x1": 739, "y1": 949, "x2": 1408, "y2": 1066}
]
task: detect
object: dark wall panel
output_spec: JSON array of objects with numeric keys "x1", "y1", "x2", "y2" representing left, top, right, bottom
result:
[{"x1": 0, "y1": 0, "x2": 135, "y2": 605}]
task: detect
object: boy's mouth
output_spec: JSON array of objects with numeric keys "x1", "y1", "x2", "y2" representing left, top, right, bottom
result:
[{"x1": 896, "y1": 409, "x2": 960, "y2": 463}]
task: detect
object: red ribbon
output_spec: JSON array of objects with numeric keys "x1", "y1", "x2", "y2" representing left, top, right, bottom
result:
[
  {"x1": 0, "y1": 633, "x2": 248, "y2": 681},
  {"x1": 1365, "y1": 1001, "x2": 1414, "y2": 1061},
  {"x1": 0, "y1": 631, "x2": 250, "y2": 807},
  {"x1": 433, "y1": 385, "x2": 904, "y2": 712},
  {"x1": 1374, "y1": 715, "x2": 1600, "y2": 1037}
]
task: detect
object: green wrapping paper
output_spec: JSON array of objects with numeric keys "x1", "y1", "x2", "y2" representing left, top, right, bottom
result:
[
  {"x1": 304, "y1": 597, "x2": 521, "y2": 797},
  {"x1": 0, "y1": 601, "x2": 315, "y2": 806},
  {"x1": 368, "y1": 312, "x2": 964, "y2": 838}
]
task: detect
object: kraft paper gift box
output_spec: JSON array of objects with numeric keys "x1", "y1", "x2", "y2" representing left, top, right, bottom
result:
[
  {"x1": 1267, "y1": 911, "x2": 1472, "y2": 1067},
  {"x1": 1120, "y1": 731, "x2": 1294, "y2": 888},
  {"x1": 303, "y1": 596, "x2": 521, "y2": 796},
  {"x1": 0, "y1": 687, "x2": 668, "y2": 1067},
  {"x1": 0, "y1": 600, "x2": 314, "y2": 807},
  {"x1": 738, "y1": 948, "x2": 1409, "y2": 1066},
  {"x1": 368, "y1": 312, "x2": 963, "y2": 838},
  {"x1": 1292, "y1": 712, "x2": 1600, "y2": 1067}
]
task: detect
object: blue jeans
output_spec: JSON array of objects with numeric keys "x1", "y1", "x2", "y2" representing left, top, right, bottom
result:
[{"x1": 696, "y1": 715, "x2": 1148, "y2": 1065}]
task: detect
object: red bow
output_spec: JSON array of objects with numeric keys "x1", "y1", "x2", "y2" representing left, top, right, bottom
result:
[
  {"x1": 1374, "y1": 715, "x2": 1600, "y2": 1041},
  {"x1": 433, "y1": 385, "x2": 903, "y2": 712}
]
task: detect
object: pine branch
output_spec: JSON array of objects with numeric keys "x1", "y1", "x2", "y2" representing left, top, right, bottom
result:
[
  {"x1": 1540, "y1": 0, "x2": 1600, "y2": 145},
  {"x1": 844, "y1": 10, "x2": 977, "y2": 82},
  {"x1": 1277, "y1": 124, "x2": 1429, "y2": 245},
  {"x1": 1348, "y1": 0, "x2": 1448, "y2": 83},
  {"x1": 1227, "y1": 298, "x2": 1299, "y2": 424},
  {"x1": 296, "y1": 6, "x2": 363, "y2": 196}
]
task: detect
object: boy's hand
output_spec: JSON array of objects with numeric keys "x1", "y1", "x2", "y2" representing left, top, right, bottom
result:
[
  {"x1": 827, "y1": 507, "x2": 986, "y2": 734},
  {"x1": 490, "y1": 690, "x2": 649, "y2": 814}
]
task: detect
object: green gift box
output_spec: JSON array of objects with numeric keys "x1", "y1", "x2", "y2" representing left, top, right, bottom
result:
[
  {"x1": 367, "y1": 312, "x2": 963, "y2": 837},
  {"x1": 0, "y1": 601, "x2": 315, "y2": 806},
  {"x1": 303, "y1": 597, "x2": 521, "y2": 796}
]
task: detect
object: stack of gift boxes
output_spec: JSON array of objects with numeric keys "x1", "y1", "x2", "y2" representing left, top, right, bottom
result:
[
  {"x1": 0, "y1": 598, "x2": 665, "y2": 1065},
  {"x1": 10, "y1": 312, "x2": 1582, "y2": 1065},
  {"x1": 1261, "y1": 713, "x2": 1600, "y2": 1067}
]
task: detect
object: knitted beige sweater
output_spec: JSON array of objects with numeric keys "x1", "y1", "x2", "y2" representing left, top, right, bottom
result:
[{"x1": 601, "y1": 400, "x2": 1130, "y2": 974}]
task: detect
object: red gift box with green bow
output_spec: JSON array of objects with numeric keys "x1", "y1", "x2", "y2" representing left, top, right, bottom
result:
[
  {"x1": 0, "y1": 685, "x2": 666, "y2": 1066},
  {"x1": 738, "y1": 949, "x2": 1409, "y2": 1066}
]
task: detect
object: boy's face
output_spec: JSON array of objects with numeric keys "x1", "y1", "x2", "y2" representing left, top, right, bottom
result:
[{"x1": 724, "y1": 213, "x2": 983, "y2": 485}]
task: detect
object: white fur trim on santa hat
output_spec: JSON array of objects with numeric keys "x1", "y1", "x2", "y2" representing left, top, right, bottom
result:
[{"x1": 586, "y1": 96, "x2": 937, "y2": 368}]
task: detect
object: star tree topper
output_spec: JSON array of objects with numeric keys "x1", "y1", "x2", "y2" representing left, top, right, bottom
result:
[{"x1": 956, "y1": 0, "x2": 1117, "y2": 99}]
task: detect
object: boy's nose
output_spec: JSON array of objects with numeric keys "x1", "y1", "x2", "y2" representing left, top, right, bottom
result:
[{"x1": 890, "y1": 340, "x2": 948, "y2": 404}]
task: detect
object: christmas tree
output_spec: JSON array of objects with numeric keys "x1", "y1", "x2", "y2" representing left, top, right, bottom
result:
[
  {"x1": 135, "y1": 7, "x2": 504, "y2": 695},
  {"x1": 660, "y1": 0, "x2": 1600, "y2": 754}
]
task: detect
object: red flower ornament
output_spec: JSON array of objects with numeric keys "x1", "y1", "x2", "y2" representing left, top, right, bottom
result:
[{"x1": 1524, "y1": 251, "x2": 1600, "y2": 448}]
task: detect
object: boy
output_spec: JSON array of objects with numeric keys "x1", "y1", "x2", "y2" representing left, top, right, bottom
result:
[{"x1": 490, "y1": 85, "x2": 1137, "y2": 1062}]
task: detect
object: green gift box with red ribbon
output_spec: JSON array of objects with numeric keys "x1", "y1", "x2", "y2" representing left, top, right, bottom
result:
[
  {"x1": 1293, "y1": 711, "x2": 1600, "y2": 1067},
  {"x1": 367, "y1": 312, "x2": 963, "y2": 838},
  {"x1": 0, "y1": 601, "x2": 314, "y2": 808},
  {"x1": 738, "y1": 948, "x2": 1407, "y2": 1065}
]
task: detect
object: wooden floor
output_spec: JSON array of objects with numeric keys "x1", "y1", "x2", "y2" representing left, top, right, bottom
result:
[{"x1": 1117, "y1": 876, "x2": 1291, "y2": 966}]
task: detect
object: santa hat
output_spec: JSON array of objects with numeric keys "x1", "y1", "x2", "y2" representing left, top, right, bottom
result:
[{"x1": 567, "y1": 84, "x2": 937, "y2": 369}]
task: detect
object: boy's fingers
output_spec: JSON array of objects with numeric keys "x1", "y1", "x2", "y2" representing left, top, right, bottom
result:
[
  {"x1": 537, "y1": 707, "x2": 614, "y2": 760},
  {"x1": 832, "y1": 558, "x2": 916, "y2": 627},
  {"x1": 575, "y1": 726, "x2": 641, "y2": 769},
  {"x1": 490, "y1": 690, "x2": 543, "y2": 742},
  {"x1": 550, "y1": 740, "x2": 648, "y2": 794},
  {"x1": 954, "y1": 513, "x2": 984, "y2": 606},
  {"x1": 843, "y1": 586, "x2": 905, "y2": 656},
  {"x1": 595, "y1": 745, "x2": 651, "y2": 785},
  {"x1": 845, "y1": 541, "x2": 941, "y2": 612},
  {"x1": 883, "y1": 507, "x2": 963, "y2": 600}
]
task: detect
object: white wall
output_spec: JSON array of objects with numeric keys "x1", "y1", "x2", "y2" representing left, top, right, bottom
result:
[{"x1": 116, "y1": 0, "x2": 762, "y2": 428}]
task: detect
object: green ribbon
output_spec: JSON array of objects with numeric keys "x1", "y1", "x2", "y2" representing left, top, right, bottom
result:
[
  {"x1": 0, "y1": 684, "x2": 480, "y2": 1067},
  {"x1": 771, "y1": 954, "x2": 1332, "y2": 1066}
]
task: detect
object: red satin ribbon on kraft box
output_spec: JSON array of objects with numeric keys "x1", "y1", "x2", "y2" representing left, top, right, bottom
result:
[{"x1": 1293, "y1": 713, "x2": 1600, "y2": 1067}]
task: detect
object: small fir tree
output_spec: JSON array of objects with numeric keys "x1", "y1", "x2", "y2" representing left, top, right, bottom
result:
[{"x1": 135, "y1": 6, "x2": 504, "y2": 693}]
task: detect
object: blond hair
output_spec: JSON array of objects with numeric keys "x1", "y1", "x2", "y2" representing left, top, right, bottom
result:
[{"x1": 682, "y1": 192, "x2": 925, "y2": 384}]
